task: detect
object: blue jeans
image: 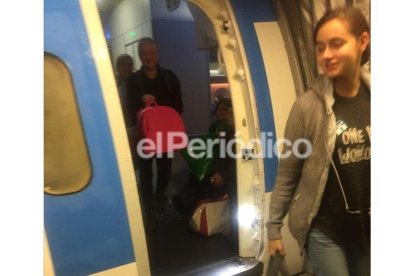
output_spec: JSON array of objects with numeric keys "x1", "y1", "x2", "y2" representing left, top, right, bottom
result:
[{"x1": 306, "y1": 228, "x2": 370, "y2": 276}]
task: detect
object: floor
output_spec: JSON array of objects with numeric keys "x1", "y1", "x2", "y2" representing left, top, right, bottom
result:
[{"x1": 145, "y1": 203, "x2": 237, "y2": 276}]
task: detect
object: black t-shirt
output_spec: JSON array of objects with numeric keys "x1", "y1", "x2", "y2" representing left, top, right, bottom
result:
[{"x1": 312, "y1": 83, "x2": 371, "y2": 254}]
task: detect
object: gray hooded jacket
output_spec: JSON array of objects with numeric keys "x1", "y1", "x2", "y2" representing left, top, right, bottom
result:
[{"x1": 266, "y1": 67, "x2": 370, "y2": 252}]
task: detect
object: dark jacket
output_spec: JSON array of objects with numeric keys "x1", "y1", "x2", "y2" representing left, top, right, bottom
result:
[{"x1": 126, "y1": 65, "x2": 183, "y2": 127}]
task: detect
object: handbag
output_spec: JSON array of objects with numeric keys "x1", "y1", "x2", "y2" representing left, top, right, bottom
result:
[
  {"x1": 189, "y1": 196, "x2": 229, "y2": 236},
  {"x1": 137, "y1": 100, "x2": 187, "y2": 154}
]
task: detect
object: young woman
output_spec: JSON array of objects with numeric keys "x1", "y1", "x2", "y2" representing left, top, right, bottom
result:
[{"x1": 266, "y1": 7, "x2": 370, "y2": 275}]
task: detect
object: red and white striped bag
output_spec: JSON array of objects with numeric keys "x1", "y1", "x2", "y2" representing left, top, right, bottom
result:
[{"x1": 189, "y1": 197, "x2": 229, "y2": 236}]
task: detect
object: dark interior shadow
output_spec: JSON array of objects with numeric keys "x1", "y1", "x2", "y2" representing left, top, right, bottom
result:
[{"x1": 146, "y1": 203, "x2": 237, "y2": 276}]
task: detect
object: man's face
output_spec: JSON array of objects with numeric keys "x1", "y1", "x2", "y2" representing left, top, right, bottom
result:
[{"x1": 139, "y1": 43, "x2": 158, "y2": 70}]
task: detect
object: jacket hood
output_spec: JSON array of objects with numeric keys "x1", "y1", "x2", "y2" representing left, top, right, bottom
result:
[{"x1": 310, "y1": 64, "x2": 371, "y2": 115}]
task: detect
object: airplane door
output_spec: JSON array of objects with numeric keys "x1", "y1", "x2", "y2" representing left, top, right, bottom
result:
[
  {"x1": 44, "y1": 0, "x2": 149, "y2": 275},
  {"x1": 187, "y1": 0, "x2": 303, "y2": 273}
]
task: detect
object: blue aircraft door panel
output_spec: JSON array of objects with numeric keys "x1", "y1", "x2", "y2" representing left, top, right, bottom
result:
[
  {"x1": 44, "y1": 1, "x2": 135, "y2": 275},
  {"x1": 230, "y1": 0, "x2": 279, "y2": 192}
]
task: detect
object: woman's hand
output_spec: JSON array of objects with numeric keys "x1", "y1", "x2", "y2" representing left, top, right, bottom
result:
[
  {"x1": 210, "y1": 172, "x2": 224, "y2": 187},
  {"x1": 268, "y1": 239, "x2": 286, "y2": 256}
]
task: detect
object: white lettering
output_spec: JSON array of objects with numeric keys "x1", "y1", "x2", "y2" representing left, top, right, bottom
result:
[
  {"x1": 275, "y1": 138, "x2": 292, "y2": 159},
  {"x1": 136, "y1": 139, "x2": 156, "y2": 158},
  {"x1": 338, "y1": 145, "x2": 371, "y2": 164},
  {"x1": 187, "y1": 138, "x2": 207, "y2": 159},
  {"x1": 342, "y1": 127, "x2": 365, "y2": 145},
  {"x1": 292, "y1": 138, "x2": 313, "y2": 159},
  {"x1": 166, "y1": 132, "x2": 188, "y2": 157}
]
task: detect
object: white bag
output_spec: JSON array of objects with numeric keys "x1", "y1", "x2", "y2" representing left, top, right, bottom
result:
[{"x1": 189, "y1": 198, "x2": 229, "y2": 236}]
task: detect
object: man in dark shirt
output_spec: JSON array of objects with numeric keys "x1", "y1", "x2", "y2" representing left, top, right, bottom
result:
[{"x1": 127, "y1": 37, "x2": 183, "y2": 231}]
